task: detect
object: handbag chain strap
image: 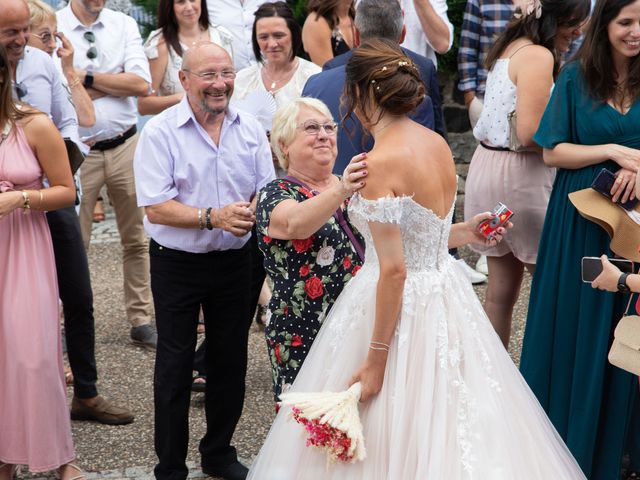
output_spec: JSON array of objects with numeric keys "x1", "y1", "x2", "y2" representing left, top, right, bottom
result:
[{"x1": 624, "y1": 292, "x2": 637, "y2": 317}]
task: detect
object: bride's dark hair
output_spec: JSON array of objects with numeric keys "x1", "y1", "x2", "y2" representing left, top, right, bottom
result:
[{"x1": 341, "y1": 38, "x2": 425, "y2": 128}]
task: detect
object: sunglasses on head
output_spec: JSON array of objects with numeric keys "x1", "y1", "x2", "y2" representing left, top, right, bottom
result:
[{"x1": 84, "y1": 31, "x2": 98, "y2": 60}]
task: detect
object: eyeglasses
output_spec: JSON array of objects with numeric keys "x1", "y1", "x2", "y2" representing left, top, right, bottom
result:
[
  {"x1": 31, "y1": 31, "x2": 57, "y2": 44},
  {"x1": 12, "y1": 81, "x2": 27, "y2": 100},
  {"x1": 84, "y1": 31, "x2": 98, "y2": 60},
  {"x1": 297, "y1": 121, "x2": 338, "y2": 136},
  {"x1": 182, "y1": 69, "x2": 236, "y2": 82}
]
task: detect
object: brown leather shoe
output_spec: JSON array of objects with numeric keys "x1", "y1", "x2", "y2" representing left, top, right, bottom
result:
[{"x1": 70, "y1": 395, "x2": 134, "y2": 425}]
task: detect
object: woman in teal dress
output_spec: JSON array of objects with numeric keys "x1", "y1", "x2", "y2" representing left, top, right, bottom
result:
[{"x1": 520, "y1": 1, "x2": 640, "y2": 479}]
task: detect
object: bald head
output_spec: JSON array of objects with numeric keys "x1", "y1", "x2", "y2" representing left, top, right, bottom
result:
[
  {"x1": 0, "y1": 0, "x2": 30, "y2": 65},
  {"x1": 182, "y1": 41, "x2": 232, "y2": 72}
]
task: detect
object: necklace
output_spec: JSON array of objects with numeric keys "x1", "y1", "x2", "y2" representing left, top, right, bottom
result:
[
  {"x1": 179, "y1": 29, "x2": 207, "y2": 47},
  {"x1": 262, "y1": 59, "x2": 298, "y2": 92}
]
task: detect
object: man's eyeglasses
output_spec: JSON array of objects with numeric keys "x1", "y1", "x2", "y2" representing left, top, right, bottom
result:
[
  {"x1": 182, "y1": 69, "x2": 236, "y2": 82},
  {"x1": 297, "y1": 121, "x2": 338, "y2": 136},
  {"x1": 84, "y1": 31, "x2": 98, "y2": 60},
  {"x1": 32, "y1": 31, "x2": 57, "y2": 44}
]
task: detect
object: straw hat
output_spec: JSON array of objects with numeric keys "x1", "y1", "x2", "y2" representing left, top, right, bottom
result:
[{"x1": 568, "y1": 188, "x2": 640, "y2": 262}]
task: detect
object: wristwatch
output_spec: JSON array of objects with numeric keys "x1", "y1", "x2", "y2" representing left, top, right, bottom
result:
[
  {"x1": 617, "y1": 272, "x2": 631, "y2": 293},
  {"x1": 83, "y1": 71, "x2": 94, "y2": 88}
]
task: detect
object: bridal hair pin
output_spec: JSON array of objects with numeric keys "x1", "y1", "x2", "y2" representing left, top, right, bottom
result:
[{"x1": 514, "y1": 0, "x2": 542, "y2": 19}]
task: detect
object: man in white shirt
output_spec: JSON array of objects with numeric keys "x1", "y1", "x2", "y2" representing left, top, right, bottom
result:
[
  {"x1": 57, "y1": 0, "x2": 157, "y2": 348},
  {"x1": 400, "y1": 0, "x2": 453, "y2": 67},
  {"x1": 206, "y1": 0, "x2": 270, "y2": 70}
]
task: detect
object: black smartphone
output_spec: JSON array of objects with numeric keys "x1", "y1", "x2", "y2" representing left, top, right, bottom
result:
[
  {"x1": 591, "y1": 168, "x2": 638, "y2": 211},
  {"x1": 581, "y1": 256, "x2": 634, "y2": 283}
]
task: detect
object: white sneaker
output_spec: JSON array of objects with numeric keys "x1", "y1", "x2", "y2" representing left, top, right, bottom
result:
[
  {"x1": 456, "y1": 258, "x2": 488, "y2": 285},
  {"x1": 475, "y1": 255, "x2": 489, "y2": 275}
]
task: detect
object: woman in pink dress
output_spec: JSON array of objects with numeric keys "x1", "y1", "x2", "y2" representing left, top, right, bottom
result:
[{"x1": 0, "y1": 44, "x2": 82, "y2": 479}]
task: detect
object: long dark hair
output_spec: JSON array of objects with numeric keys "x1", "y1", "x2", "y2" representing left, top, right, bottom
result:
[
  {"x1": 577, "y1": 0, "x2": 640, "y2": 105},
  {"x1": 155, "y1": 0, "x2": 210, "y2": 57},
  {"x1": 485, "y1": 0, "x2": 590, "y2": 78},
  {"x1": 307, "y1": 0, "x2": 354, "y2": 31},
  {"x1": 252, "y1": 2, "x2": 301, "y2": 63},
  {"x1": 342, "y1": 39, "x2": 425, "y2": 129},
  {"x1": 0, "y1": 44, "x2": 33, "y2": 130}
]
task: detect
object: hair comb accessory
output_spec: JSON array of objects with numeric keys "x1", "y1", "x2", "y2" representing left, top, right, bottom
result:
[
  {"x1": 513, "y1": 0, "x2": 542, "y2": 19},
  {"x1": 381, "y1": 66, "x2": 388, "y2": 72}
]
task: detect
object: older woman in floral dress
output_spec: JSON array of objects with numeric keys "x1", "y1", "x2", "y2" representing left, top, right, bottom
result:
[{"x1": 256, "y1": 97, "x2": 367, "y2": 400}]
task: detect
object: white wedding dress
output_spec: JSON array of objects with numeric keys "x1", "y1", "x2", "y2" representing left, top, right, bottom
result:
[{"x1": 247, "y1": 194, "x2": 586, "y2": 480}]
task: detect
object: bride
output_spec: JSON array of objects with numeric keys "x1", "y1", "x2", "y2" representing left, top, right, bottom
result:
[{"x1": 247, "y1": 38, "x2": 586, "y2": 479}]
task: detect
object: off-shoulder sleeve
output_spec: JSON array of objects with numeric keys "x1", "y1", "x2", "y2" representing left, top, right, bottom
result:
[
  {"x1": 349, "y1": 195, "x2": 404, "y2": 224},
  {"x1": 144, "y1": 29, "x2": 163, "y2": 60},
  {"x1": 256, "y1": 180, "x2": 298, "y2": 236},
  {"x1": 533, "y1": 62, "x2": 579, "y2": 149}
]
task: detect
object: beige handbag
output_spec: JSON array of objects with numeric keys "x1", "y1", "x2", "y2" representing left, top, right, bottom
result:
[
  {"x1": 507, "y1": 111, "x2": 527, "y2": 152},
  {"x1": 608, "y1": 295, "x2": 640, "y2": 375}
]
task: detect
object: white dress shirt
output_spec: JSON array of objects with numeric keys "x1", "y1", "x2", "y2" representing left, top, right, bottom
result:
[
  {"x1": 206, "y1": 0, "x2": 271, "y2": 71},
  {"x1": 400, "y1": 0, "x2": 453, "y2": 67},
  {"x1": 56, "y1": 4, "x2": 151, "y2": 142},
  {"x1": 15, "y1": 46, "x2": 80, "y2": 146}
]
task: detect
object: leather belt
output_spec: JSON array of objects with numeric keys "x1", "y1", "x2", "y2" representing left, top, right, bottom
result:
[
  {"x1": 91, "y1": 125, "x2": 137, "y2": 151},
  {"x1": 480, "y1": 141, "x2": 512, "y2": 152}
]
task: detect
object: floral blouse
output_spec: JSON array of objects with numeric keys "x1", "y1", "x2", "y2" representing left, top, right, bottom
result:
[{"x1": 256, "y1": 178, "x2": 364, "y2": 400}]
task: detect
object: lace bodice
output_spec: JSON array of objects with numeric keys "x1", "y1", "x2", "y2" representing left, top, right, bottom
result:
[{"x1": 348, "y1": 194, "x2": 454, "y2": 272}]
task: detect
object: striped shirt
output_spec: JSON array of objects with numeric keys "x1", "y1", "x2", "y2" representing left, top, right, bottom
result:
[{"x1": 457, "y1": 0, "x2": 515, "y2": 98}]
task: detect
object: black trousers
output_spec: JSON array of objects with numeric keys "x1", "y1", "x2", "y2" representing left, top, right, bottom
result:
[
  {"x1": 47, "y1": 206, "x2": 98, "y2": 399},
  {"x1": 193, "y1": 232, "x2": 265, "y2": 375},
  {"x1": 151, "y1": 239, "x2": 256, "y2": 480}
]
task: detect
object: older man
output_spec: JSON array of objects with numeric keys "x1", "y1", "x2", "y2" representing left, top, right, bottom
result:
[
  {"x1": 134, "y1": 42, "x2": 274, "y2": 480},
  {"x1": 0, "y1": 0, "x2": 134, "y2": 424},
  {"x1": 57, "y1": 0, "x2": 156, "y2": 348}
]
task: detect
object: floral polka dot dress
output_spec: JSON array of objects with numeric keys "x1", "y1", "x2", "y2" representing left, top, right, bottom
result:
[{"x1": 256, "y1": 178, "x2": 364, "y2": 400}]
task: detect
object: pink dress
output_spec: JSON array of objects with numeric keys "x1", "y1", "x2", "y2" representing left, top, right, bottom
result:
[{"x1": 0, "y1": 124, "x2": 75, "y2": 471}]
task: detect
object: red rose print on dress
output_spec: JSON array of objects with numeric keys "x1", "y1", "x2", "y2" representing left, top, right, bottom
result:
[
  {"x1": 283, "y1": 305, "x2": 289, "y2": 315},
  {"x1": 263, "y1": 235, "x2": 272, "y2": 244},
  {"x1": 352, "y1": 265, "x2": 361, "y2": 276},
  {"x1": 275, "y1": 344, "x2": 283, "y2": 364},
  {"x1": 298, "y1": 187, "x2": 314, "y2": 199},
  {"x1": 304, "y1": 275, "x2": 324, "y2": 299},
  {"x1": 299, "y1": 264, "x2": 310, "y2": 277},
  {"x1": 343, "y1": 256, "x2": 352, "y2": 270},
  {"x1": 292, "y1": 236, "x2": 314, "y2": 253},
  {"x1": 291, "y1": 335, "x2": 303, "y2": 347}
]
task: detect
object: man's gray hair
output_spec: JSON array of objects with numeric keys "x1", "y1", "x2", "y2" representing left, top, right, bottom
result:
[{"x1": 355, "y1": 0, "x2": 403, "y2": 42}]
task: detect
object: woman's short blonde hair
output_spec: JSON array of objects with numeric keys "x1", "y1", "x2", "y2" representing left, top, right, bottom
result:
[
  {"x1": 27, "y1": 0, "x2": 56, "y2": 29},
  {"x1": 270, "y1": 97, "x2": 334, "y2": 171}
]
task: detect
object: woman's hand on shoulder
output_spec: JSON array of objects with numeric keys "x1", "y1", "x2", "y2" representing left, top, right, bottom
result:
[{"x1": 339, "y1": 152, "x2": 368, "y2": 197}]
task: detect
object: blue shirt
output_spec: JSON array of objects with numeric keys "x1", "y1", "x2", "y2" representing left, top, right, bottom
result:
[
  {"x1": 457, "y1": 0, "x2": 514, "y2": 98},
  {"x1": 304, "y1": 48, "x2": 442, "y2": 174},
  {"x1": 134, "y1": 97, "x2": 275, "y2": 253}
]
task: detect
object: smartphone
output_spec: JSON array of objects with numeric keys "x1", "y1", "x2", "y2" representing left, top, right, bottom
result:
[
  {"x1": 591, "y1": 168, "x2": 638, "y2": 211},
  {"x1": 581, "y1": 256, "x2": 634, "y2": 283},
  {"x1": 477, "y1": 202, "x2": 514, "y2": 240}
]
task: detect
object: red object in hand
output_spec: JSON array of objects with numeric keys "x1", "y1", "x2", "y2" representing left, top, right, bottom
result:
[{"x1": 477, "y1": 202, "x2": 514, "y2": 241}]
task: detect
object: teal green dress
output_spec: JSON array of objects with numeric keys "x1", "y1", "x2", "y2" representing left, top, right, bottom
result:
[{"x1": 520, "y1": 61, "x2": 640, "y2": 479}]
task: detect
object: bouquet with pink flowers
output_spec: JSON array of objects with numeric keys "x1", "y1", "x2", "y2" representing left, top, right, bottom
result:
[{"x1": 279, "y1": 382, "x2": 366, "y2": 464}]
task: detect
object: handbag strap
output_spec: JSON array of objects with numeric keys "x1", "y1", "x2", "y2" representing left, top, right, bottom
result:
[
  {"x1": 624, "y1": 292, "x2": 638, "y2": 317},
  {"x1": 283, "y1": 175, "x2": 365, "y2": 262}
]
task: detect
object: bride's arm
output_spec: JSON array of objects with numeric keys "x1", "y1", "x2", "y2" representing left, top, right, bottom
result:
[{"x1": 349, "y1": 221, "x2": 406, "y2": 403}]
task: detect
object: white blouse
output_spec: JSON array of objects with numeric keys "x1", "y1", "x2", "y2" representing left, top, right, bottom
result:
[
  {"x1": 144, "y1": 25, "x2": 234, "y2": 96},
  {"x1": 233, "y1": 57, "x2": 320, "y2": 108}
]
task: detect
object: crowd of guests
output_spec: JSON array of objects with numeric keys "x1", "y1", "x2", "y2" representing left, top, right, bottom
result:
[{"x1": 1, "y1": 0, "x2": 640, "y2": 478}]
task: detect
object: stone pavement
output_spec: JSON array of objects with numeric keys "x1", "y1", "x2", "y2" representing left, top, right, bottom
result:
[{"x1": 20, "y1": 194, "x2": 531, "y2": 480}]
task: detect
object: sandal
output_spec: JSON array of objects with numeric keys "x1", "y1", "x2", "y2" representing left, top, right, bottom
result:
[
  {"x1": 58, "y1": 462, "x2": 85, "y2": 480},
  {"x1": 64, "y1": 365, "x2": 74, "y2": 386},
  {"x1": 255, "y1": 304, "x2": 268, "y2": 328},
  {"x1": 92, "y1": 198, "x2": 105, "y2": 223},
  {"x1": 0, "y1": 463, "x2": 17, "y2": 480},
  {"x1": 191, "y1": 374, "x2": 206, "y2": 393}
]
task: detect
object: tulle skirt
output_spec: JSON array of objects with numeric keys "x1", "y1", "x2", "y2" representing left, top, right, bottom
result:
[{"x1": 248, "y1": 258, "x2": 586, "y2": 479}]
